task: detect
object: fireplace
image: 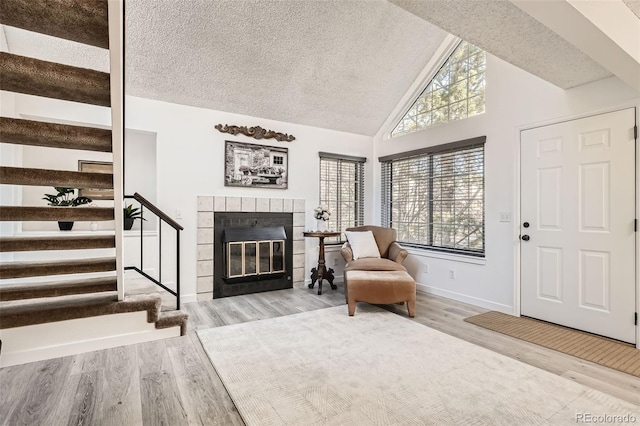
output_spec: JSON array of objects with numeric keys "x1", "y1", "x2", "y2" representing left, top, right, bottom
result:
[
  {"x1": 222, "y1": 226, "x2": 286, "y2": 279},
  {"x1": 214, "y1": 212, "x2": 293, "y2": 298}
]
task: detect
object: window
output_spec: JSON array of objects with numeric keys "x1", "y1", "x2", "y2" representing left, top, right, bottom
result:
[
  {"x1": 319, "y1": 152, "x2": 366, "y2": 242},
  {"x1": 380, "y1": 137, "x2": 485, "y2": 255},
  {"x1": 273, "y1": 156, "x2": 284, "y2": 165},
  {"x1": 391, "y1": 40, "x2": 486, "y2": 138}
]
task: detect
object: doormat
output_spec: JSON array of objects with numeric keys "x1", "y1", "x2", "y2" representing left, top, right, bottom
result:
[{"x1": 464, "y1": 311, "x2": 639, "y2": 377}]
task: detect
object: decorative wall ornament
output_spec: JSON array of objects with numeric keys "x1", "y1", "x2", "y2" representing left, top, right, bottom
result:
[{"x1": 215, "y1": 124, "x2": 295, "y2": 142}]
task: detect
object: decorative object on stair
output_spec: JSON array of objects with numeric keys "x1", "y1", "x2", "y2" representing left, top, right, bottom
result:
[
  {"x1": 42, "y1": 187, "x2": 92, "y2": 231},
  {"x1": 123, "y1": 203, "x2": 145, "y2": 230},
  {"x1": 215, "y1": 124, "x2": 295, "y2": 142}
]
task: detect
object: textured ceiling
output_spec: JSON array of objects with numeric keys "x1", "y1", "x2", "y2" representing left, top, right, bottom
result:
[
  {"x1": 623, "y1": 0, "x2": 640, "y2": 18},
  {"x1": 2, "y1": 0, "x2": 625, "y2": 136},
  {"x1": 125, "y1": 0, "x2": 447, "y2": 136},
  {"x1": 390, "y1": 0, "x2": 613, "y2": 89}
]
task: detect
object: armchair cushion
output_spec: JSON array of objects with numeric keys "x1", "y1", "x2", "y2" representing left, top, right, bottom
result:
[
  {"x1": 344, "y1": 231, "x2": 381, "y2": 260},
  {"x1": 342, "y1": 226, "x2": 408, "y2": 267},
  {"x1": 345, "y1": 258, "x2": 407, "y2": 272},
  {"x1": 345, "y1": 226, "x2": 397, "y2": 258}
]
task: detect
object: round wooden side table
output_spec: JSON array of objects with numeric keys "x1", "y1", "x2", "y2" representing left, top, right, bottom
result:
[{"x1": 302, "y1": 231, "x2": 341, "y2": 295}]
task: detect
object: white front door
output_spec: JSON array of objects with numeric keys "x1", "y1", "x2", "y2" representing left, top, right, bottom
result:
[{"x1": 520, "y1": 108, "x2": 636, "y2": 344}]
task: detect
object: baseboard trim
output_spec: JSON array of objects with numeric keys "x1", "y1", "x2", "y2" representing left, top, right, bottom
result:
[
  {"x1": 303, "y1": 275, "x2": 344, "y2": 288},
  {"x1": 0, "y1": 311, "x2": 180, "y2": 367},
  {"x1": 181, "y1": 293, "x2": 198, "y2": 304},
  {"x1": 416, "y1": 282, "x2": 514, "y2": 314}
]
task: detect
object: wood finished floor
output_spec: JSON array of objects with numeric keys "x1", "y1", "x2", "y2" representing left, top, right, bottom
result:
[{"x1": 1, "y1": 285, "x2": 638, "y2": 425}]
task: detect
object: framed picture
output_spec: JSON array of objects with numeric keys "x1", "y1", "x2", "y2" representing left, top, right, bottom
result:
[
  {"x1": 78, "y1": 160, "x2": 114, "y2": 199},
  {"x1": 224, "y1": 140, "x2": 288, "y2": 189}
]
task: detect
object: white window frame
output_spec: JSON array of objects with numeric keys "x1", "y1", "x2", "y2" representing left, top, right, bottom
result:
[
  {"x1": 319, "y1": 152, "x2": 366, "y2": 243},
  {"x1": 380, "y1": 137, "x2": 485, "y2": 257}
]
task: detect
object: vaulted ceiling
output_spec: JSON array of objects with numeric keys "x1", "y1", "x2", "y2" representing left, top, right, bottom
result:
[
  {"x1": 2, "y1": 0, "x2": 638, "y2": 136},
  {"x1": 124, "y1": 0, "x2": 447, "y2": 136}
]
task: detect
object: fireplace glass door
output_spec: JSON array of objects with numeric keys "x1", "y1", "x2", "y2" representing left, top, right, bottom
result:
[{"x1": 226, "y1": 240, "x2": 286, "y2": 278}]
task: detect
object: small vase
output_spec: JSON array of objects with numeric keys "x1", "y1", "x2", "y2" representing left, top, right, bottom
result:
[{"x1": 317, "y1": 220, "x2": 327, "y2": 232}]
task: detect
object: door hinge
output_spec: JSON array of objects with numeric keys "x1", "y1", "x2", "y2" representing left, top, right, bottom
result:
[
  {"x1": 635, "y1": 125, "x2": 638, "y2": 140},
  {"x1": 635, "y1": 312, "x2": 638, "y2": 326},
  {"x1": 635, "y1": 219, "x2": 638, "y2": 232}
]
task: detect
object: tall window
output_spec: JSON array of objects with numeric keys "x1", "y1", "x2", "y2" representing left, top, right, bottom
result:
[
  {"x1": 380, "y1": 137, "x2": 485, "y2": 256},
  {"x1": 319, "y1": 152, "x2": 366, "y2": 242},
  {"x1": 391, "y1": 40, "x2": 486, "y2": 138}
]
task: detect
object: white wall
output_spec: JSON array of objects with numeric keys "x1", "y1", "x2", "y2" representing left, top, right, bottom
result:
[
  {"x1": 125, "y1": 96, "x2": 374, "y2": 303},
  {"x1": 124, "y1": 128, "x2": 158, "y2": 231},
  {"x1": 373, "y1": 52, "x2": 640, "y2": 313}
]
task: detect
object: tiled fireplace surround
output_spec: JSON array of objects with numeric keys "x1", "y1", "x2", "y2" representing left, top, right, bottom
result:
[{"x1": 196, "y1": 196, "x2": 306, "y2": 300}]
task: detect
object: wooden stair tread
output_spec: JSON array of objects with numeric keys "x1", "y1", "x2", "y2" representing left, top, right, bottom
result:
[
  {"x1": 0, "y1": 117, "x2": 112, "y2": 152},
  {"x1": 0, "y1": 0, "x2": 109, "y2": 49},
  {"x1": 0, "y1": 52, "x2": 110, "y2": 107},
  {"x1": 0, "y1": 166, "x2": 113, "y2": 189},
  {"x1": 0, "y1": 206, "x2": 114, "y2": 222},
  {"x1": 0, "y1": 293, "x2": 163, "y2": 329},
  {"x1": 0, "y1": 235, "x2": 115, "y2": 252},
  {"x1": 0, "y1": 276, "x2": 117, "y2": 301},
  {"x1": 0, "y1": 257, "x2": 116, "y2": 279}
]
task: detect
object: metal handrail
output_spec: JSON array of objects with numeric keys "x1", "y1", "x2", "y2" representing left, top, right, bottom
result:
[{"x1": 124, "y1": 192, "x2": 182, "y2": 309}]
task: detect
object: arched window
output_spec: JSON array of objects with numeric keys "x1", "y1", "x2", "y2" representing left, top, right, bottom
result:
[{"x1": 391, "y1": 41, "x2": 486, "y2": 138}]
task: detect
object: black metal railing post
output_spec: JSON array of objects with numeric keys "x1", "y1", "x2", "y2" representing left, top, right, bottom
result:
[
  {"x1": 176, "y1": 229, "x2": 180, "y2": 309},
  {"x1": 159, "y1": 222, "x2": 162, "y2": 284},
  {"x1": 140, "y1": 204, "x2": 144, "y2": 271},
  {"x1": 123, "y1": 193, "x2": 183, "y2": 310}
]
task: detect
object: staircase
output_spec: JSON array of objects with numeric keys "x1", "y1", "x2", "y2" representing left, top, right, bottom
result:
[{"x1": 0, "y1": 0, "x2": 187, "y2": 366}]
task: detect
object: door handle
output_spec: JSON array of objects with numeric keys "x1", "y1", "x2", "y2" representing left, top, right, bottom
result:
[{"x1": 521, "y1": 235, "x2": 530, "y2": 241}]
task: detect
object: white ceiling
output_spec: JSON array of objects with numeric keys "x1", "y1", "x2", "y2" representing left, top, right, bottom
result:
[
  {"x1": 2, "y1": 0, "x2": 634, "y2": 136},
  {"x1": 624, "y1": 0, "x2": 640, "y2": 18},
  {"x1": 390, "y1": 0, "x2": 613, "y2": 89},
  {"x1": 125, "y1": 0, "x2": 448, "y2": 136}
]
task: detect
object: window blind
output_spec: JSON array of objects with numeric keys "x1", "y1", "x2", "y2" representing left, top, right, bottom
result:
[
  {"x1": 319, "y1": 152, "x2": 366, "y2": 242},
  {"x1": 380, "y1": 137, "x2": 485, "y2": 256}
]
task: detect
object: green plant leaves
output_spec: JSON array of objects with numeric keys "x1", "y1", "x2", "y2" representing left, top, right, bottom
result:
[{"x1": 43, "y1": 187, "x2": 92, "y2": 207}]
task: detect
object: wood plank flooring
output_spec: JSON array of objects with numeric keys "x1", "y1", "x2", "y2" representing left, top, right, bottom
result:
[{"x1": 1, "y1": 285, "x2": 638, "y2": 425}]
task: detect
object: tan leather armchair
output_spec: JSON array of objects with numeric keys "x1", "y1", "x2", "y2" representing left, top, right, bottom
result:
[{"x1": 341, "y1": 226, "x2": 408, "y2": 272}]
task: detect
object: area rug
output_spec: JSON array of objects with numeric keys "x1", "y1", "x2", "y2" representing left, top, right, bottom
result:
[
  {"x1": 197, "y1": 305, "x2": 639, "y2": 425},
  {"x1": 464, "y1": 311, "x2": 640, "y2": 378}
]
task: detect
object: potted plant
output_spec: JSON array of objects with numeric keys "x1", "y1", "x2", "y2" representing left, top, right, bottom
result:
[
  {"x1": 42, "y1": 187, "x2": 92, "y2": 231},
  {"x1": 123, "y1": 204, "x2": 145, "y2": 230}
]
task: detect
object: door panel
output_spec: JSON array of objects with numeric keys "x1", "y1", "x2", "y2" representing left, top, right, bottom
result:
[
  {"x1": 521, "y1": 108, "x2": 636, "y2": 343},
  {"x1": 537, "y1": 167, "x2": 562, "y2": 229},
  {"x1": 538, "y1": 247, "x2": 562, "y2": 302}
]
